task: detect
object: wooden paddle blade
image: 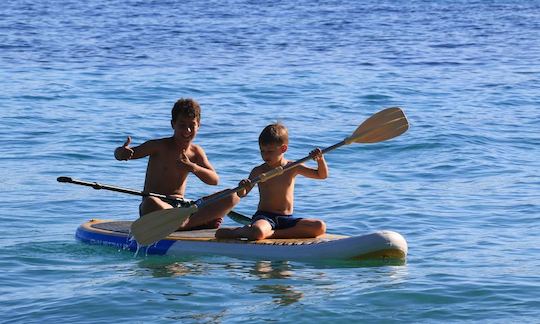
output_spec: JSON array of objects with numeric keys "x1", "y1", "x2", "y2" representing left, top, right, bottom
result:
[
  {"x1": 348, "y1": 107, "x2": 409, "y2": 144},
  {"x1": 130, "y1": 205, "x2": 198, "y2": 246},
  {"x1": 227, "y1": 210, "x2": 251, "y2": 225}
]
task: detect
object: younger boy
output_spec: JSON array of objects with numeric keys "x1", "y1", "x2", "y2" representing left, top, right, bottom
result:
[
  {"x1": 215, "y1": 123, "x2": 327, "y2": 240},
  {"x1": 114, "y1": 98, "x2": 239, "y2": 230}
]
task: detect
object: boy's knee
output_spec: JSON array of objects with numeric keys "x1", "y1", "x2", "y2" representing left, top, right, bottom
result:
[
  {"x1": 312, "y1": 220, "x2": 326, "y2": 236},
  {"x1": 216, "y1": 192, "x2": 240, "y2": 207},
  {"x1": 140, "y1": 197, "x2": 165, "y2": 216},
  {"x1": 142, "y1": 196, "x2": 159, "y2": 206},
  {"x1": 248, "y1": 226, "x2": 266, "y2": 241},
  {"x1": 230, "y1": 193, "x2": 241, "y2": 206}
]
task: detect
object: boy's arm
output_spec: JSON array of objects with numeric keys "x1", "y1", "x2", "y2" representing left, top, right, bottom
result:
[
  {"x1": 181, "y1": 146, "x2": 219, "y2": 185},
  {"x1": 295, "y1": 148, "x2": 328, "y2": 179},
  {"x1": 114, "y1": 136, "x2": 157, "y2": 161}
]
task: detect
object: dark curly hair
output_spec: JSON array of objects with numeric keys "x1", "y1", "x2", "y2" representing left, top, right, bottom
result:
[{"x1": 171, "y1": 98, "x2": 201, "y2": 123}]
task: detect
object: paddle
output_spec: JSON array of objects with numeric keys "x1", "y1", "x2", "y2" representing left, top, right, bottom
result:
[
  {"x1": 56, "y1": 177, "x2": 252, "y2": 225},
  {"x1": 131, "y1": 107, "x2": 409, "y2": 246},
  {"x1": 226, "y1": 210, "x2": 251, "y2": 226}
]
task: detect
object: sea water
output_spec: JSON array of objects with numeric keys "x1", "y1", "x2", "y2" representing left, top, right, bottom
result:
[{"x1": 1, "y1": 0, "x2": 539, "y2": 322}]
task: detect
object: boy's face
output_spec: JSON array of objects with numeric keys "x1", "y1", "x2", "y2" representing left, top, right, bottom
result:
[
  {"x1": 171, "y1": 116, "x2": 199, "y2": 146},
  {"x1": 259, "y1": 143, "x2": 287, "y2": 166}
]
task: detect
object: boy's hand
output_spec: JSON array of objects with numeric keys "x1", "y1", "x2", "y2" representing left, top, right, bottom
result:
[
  {"x1": 309, "y1": 148, "x2": 323, "y2": 161},
  {"x1": 114, "y1": 136, "x2": 134, "y2": 161},
  {"x1": 178, "y1": 150, "x2": 197, "y2": 172},
  {"x1": 237, "y1": 179, "x2": 252, "y2": 197}
]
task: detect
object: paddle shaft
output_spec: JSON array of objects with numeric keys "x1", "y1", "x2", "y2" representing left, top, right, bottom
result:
[
  {"x1": 57, "y1": 176, "x2": 253, "y2": 224},
  {"x1": 56, "y1": 176, "x2": 184, "y2": 204}
]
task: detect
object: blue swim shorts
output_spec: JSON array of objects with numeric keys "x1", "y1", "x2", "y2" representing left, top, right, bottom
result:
[
  {"x1": 251, "y1": 210, "x2": 302, "y2": 230},
  {"x1": 158, "y1": 197, "x2": 192, "y2": 208}
]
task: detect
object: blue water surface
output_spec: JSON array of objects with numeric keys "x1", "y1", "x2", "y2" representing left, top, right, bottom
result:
[{"x1": 1, "y1": 0, "x2": 539, "y2": 322}]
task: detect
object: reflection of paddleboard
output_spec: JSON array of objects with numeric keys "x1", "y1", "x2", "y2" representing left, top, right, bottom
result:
[{"x1": 76, "y1": 219, "x2": 408, "y2": 262}]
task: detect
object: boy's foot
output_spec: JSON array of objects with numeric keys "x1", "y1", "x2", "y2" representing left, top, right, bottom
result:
[
  {"x1": 215, "y1": 227, "x2": 241, "y2": 239},
  {"x1": 178, "y1": 217, "x2": 223, "y2": 231}
]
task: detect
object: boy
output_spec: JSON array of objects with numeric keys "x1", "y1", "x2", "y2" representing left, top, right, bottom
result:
[
  {"x1": 215, "y1": 123, "x2": 327, "y2": 240},
  {"x1": 114, "y1": 98, "x2": 239, "y2": 230}
]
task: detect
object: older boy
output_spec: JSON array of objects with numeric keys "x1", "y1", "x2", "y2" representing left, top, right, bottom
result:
[
  {"x1": 215, "y1": 123, "x2": 327, "y2": 240},
  {"x1": 114, "y1": 98, "x2": 239, "y2": 230}
]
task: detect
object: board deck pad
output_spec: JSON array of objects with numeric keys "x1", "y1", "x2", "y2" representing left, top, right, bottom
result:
[{"x1": 90, "y1": 220, "x2": 348, "y2": 245}]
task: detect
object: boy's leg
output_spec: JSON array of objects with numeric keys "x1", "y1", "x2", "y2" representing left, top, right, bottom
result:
[
  {"x1": 214, "y1": 225, "x2": 250, "y2": 239},
  {"x1": 215, "y1": 219, "x2": 273, "y2": 240},
  {"x1": 269, "y1": 219, "x2": 326, "y2": 239},
  {"x1": 180, "y1": 192, "x2": 241, "y2": 230},
  {"x1": 139, "y1": 197, "x2": 172, "y2": 216}
]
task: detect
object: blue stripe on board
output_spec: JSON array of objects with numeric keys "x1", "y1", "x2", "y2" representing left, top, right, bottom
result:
[{"x1": 75, "y1": 225, "x2": 175, "y2": 255}]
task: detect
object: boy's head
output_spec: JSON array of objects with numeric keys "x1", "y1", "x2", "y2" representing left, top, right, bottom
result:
[
  {"x1": 259, "y1": 123, "x2": 288, "y2": 146},
  {"x1": 171, "y1": 98, "x2": 201, "y2": 147},
  {"x1": 171, "y1": 98, "x2": 201, "y2": 124},
  {"x1": 258, "y1": 123, "x2": 288, "y2": 164}
]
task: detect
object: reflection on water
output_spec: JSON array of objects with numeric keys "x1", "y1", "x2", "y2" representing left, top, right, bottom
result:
[
  {"x1": 312, "y1": 258, "x2": 407, "y2": 268},
  {"x1": 130, "y1": 254, "x2": 410, "y2": 312},
  {"x1": 252, "y1": 284, "x2": 304, "y2": 306},
  {"x1": 251, "y1": 260, "x2": 294, "y2": 279},
  {"x1": 186, "y1": 311, "x2": 226, "y2": 323},
  {"x1": 137, "y1": 257, "x2": 206, "y2": 278},
  {"x1": 250, "y1": 261, "x2": 304, "y2": 305},
  {"x1": 135, "y1": 254, "x2": 406, "y2": 279}
]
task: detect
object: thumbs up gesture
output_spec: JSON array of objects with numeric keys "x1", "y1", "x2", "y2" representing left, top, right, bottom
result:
[{"x1": 114, "y1": 136, "x2": 134, "y2": 161}]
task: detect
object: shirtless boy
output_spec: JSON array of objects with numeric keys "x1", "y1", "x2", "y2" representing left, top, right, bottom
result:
[
  {"x1": 114, "y1": 98, "x2": 239, "y2": 230},
  {"x1": 215, "y1": 123, "x2": 327, "y2": 240}
]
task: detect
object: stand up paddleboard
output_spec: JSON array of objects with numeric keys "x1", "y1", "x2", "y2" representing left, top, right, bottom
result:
[{"x1": 76, "y1": 219, "x2": 408, "y2": 262}]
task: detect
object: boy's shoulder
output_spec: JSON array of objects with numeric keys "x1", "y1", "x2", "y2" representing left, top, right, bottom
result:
[
  {"x1": 249, "y1": 163, "x2": 266, "y2": 176},
  {"x1": 140, "y1": 137, "x2": 180, "y2": 154},
  {"x1": 252, "y1": 159, "x2": 291, "y2": 171},
  {"x1": 251, "y1": 161, "x2": 281, "y2": 175},
  {"x1": 189, "y1": 143, "x2": 204, "y2": 153},
  {"x1": 145, "y1": 137, "x2": 172, "y2": 147}
]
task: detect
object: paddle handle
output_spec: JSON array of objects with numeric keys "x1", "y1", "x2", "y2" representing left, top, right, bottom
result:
[{"x1": 56, "y1": 176, "x2": 184, "y2": 204}]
